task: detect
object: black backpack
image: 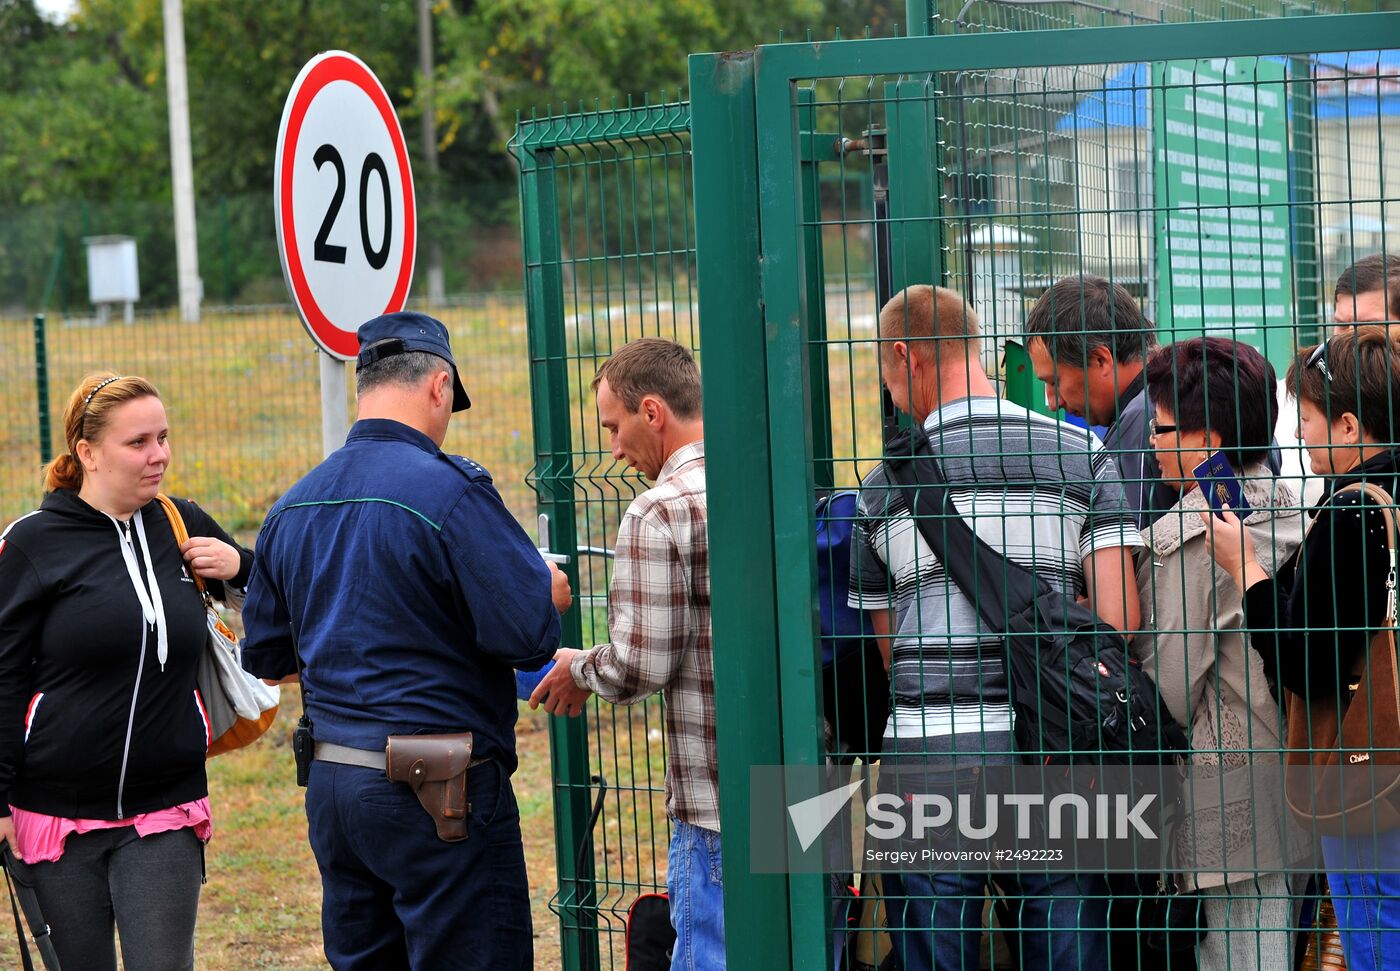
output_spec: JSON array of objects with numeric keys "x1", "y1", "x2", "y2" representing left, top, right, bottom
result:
[{"x1": 882, "y1": 427, "x2": 1187, "y2": 765}]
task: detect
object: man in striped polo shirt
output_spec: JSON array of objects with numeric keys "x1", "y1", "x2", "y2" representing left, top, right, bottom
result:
[{"x1": 849, "y1": 285, "x2": 1143, "y2": 971}]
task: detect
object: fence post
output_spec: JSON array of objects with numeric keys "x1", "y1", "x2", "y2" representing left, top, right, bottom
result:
[
  {"x1": 885, "y1": 80, "x2": 945, "y2": 298},
  {"x1": 518, "y1": 140, "x2": 600, "y2": 971},
  {"x1": 1288, "y1": 53, "x2": 1321, "y2": 344},
  {"x1": 904, "y1": 0, "x2": 930, "y2": 36},
  {"x1": 798, "y1": 89, "x2": 835, "y2": 490},
  {"x1": 753, "y1": 44, "x2": 836, "y2": 971},
  {"x1": 34, "y1": 313, "x2": 52, "y2": 466},
  {"x1": 689, "y1": 47, "x2": 797, "y2": 970}
]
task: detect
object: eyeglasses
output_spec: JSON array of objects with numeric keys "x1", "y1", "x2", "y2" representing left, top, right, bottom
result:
[
  {"x1": 1149, "y1": 418, "x2": 1178, "y2": 437},
  {"x1": 1305, "y1": 341, "x2": 1334, "y2": 382}
]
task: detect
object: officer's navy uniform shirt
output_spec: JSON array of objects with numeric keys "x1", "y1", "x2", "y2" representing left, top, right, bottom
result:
[{"x1": 242, "y1": 419, "x2": 558, "y2": 772}]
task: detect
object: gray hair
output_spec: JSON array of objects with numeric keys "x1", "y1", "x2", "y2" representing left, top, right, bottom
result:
[
  {"x1": 355, "y1": 347, "x2": 450, "y2": 397},
  {"x1": 1024, "y1": 274, "x2": 1156, "y2": 366}
]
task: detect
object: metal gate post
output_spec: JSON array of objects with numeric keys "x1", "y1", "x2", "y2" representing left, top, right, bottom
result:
[
  {"x1": 1288, "y1": 53, "x2": 1321, "y2": 344},
  {"x1": 754, "y1": 45, "x2": 837, "y2": 971},
  {"x1": 34, "y1": 313, "x2": 52, "y2": 466},
  {"x1": 886, "y1": 80, "x2": 946, "y2": 296},
  {"x1": 798, "y1": 88, "x2": 836, "y2": 490},
  {"x1": 518, "y1": 141, "x2": 601, "y2": 971},
  {"x1": 689, "y1": 48, "x2": 797, "y2": 971}
]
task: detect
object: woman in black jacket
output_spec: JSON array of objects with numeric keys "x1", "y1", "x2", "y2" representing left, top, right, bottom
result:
[
  {"x1": 0, "y1": 372, "x2": 252, "y2": 971},
  {"x1": 1202, "y1": 325, "x2": 1400, "y2": 971}
]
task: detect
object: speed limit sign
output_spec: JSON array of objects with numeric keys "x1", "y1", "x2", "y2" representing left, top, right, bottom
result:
[{"x1": 275, "y1": 51, "x2": 416, "y2": 360}]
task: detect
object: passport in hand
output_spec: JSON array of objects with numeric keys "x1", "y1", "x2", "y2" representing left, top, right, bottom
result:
[{"x1": 1193, "y1": 450, "x2": 1252, "y2": 520}]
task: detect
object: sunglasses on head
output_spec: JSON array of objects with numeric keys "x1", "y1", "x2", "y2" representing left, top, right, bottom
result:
[{"x1": 1306, "y1": 341, "x2": 1334, "y2": 382}]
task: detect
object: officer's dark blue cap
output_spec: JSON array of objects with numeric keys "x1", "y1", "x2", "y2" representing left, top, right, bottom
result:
[{"x1": 356, "y1": 311, "x2": 471, "y2": 412}]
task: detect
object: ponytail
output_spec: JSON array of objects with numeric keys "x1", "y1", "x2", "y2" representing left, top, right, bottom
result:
[{"x1": 43, "y1": 452, "x2": 83, "y2": 492}]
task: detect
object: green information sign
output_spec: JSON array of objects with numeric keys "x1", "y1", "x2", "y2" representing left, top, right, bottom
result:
[{"x1": 1153, "y1": 58, "x2": 1294, "y2": 370}]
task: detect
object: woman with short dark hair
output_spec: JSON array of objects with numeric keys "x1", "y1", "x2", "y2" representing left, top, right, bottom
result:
[
  {"x1": 1203, "y1": 325, "x2": 1400, "y2": 971},
  {"x1": 1136, "y1": 337, "x2": 1304, "y2": 971}
]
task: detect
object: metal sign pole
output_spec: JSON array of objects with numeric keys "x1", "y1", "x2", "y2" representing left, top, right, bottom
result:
[{"x1": 319, "y1": 352, "x2": 350, "y2": 457}]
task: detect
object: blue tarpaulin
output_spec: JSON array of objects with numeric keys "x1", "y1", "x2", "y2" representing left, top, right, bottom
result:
[{"x1": 1055, "y1": 52, "x2": 1399, "y2": 131}]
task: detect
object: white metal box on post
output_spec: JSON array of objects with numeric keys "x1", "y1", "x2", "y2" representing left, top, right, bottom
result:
[{"x1": 84, "y1": 235, "x2": 141, "y2": 324}]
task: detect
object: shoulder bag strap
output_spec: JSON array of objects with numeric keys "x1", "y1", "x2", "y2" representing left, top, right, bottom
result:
[
  {"x1": 1334, "y1": 482, "x2": 1399, "y2": 624},
  {"x1": 156, "y1": 495, "x2": 308, "y2": 719},
  {"x1": 2, "y1": 861, "x2": 34, "y2": 971},
  {"x1": 882, "y1": 429, "x2": 1050, "y2": 632},
  {"x1": 1330, "y1": 482, "x2": 1399, "y2": 689},
  {"x1": 574, "y1": 774, "x2": 609, "y2": 878},
  {"x1": 154, "y1": 494, "x2": 208, "y2": 598}
]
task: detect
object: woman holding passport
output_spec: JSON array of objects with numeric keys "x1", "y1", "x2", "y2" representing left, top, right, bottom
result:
[
  {"x1": 1134, "y1": 336, "x2": 1304, "y2": 970},
  {"x1": 1203, "y1": 325, "x2": 1400, "y2": 971}
]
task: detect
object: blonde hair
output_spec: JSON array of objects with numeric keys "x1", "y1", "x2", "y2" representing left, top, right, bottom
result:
[
  {"x1": 44, "y1": 373, "x2": 162, "y2": 492},
  {"x1": 879, "y1": 285, "x2": 980, "y2": 363}
]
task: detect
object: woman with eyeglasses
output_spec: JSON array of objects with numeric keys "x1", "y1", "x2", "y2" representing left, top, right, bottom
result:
[
  {"x1": 1202, "y1": 325, "x2": 1400, "y2": 971},
  {"x1": 0, "y1": 373, "x2": 252, "y2": 971},
  {"x1": 1135, "y1": 337, "x2": 1304, "y2": 971}
]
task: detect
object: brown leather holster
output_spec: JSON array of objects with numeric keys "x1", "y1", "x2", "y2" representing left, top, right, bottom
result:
[{"x1": 385, "y1": 732, "x2": 480, "y2": 842}]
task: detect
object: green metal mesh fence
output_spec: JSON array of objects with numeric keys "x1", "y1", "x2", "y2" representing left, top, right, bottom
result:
[
  {"x1": 512, "y1": 97, "x2": 696, "y2": 969},
  {"x1": 926, "y1": 0, "x2": 1346, "y2": 35}
]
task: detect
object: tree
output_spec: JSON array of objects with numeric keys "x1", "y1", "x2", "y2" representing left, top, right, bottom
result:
[{"x1": 433, "y1": 0, "x2": 824, "y2": 153}]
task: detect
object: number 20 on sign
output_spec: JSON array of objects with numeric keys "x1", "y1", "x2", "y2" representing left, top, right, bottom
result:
[{"x1": 275, "y1": 51, "x2": 417, "y2": 360}]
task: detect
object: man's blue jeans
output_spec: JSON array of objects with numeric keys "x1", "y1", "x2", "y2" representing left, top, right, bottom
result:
[
  {"x1": 667, "y1": 820, "x2": 726, "y2": 971},
  {"x1": 1321, "y1": 829, "x2": 1400, "y2": 971},
  {"x1": 883, "y1": 869, "x2": 1108, "y2": 971}
]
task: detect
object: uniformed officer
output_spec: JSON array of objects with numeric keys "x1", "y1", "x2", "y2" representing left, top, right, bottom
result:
[{"x1": 241, "y1": 311, "x2": 570, "y2": 971}]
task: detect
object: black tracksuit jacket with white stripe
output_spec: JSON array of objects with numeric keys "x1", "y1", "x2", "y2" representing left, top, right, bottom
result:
[{"x1": 0, "y1": 489, "x2": 251, "y2": 819}]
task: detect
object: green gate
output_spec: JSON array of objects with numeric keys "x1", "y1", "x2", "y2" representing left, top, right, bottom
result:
[
  {"x1": 691, "y1": 9, "x2": 1398, "y2": 969},
  {"x1": 517, "y1": 6, "x2": 1398, "y2": 969}
]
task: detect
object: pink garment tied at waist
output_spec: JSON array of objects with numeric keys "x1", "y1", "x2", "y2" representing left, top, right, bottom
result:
[{"x1": 9, "y1": 798, "x2": 213, "y2": 863}]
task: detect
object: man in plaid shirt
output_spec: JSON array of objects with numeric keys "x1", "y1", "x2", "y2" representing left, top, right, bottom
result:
[{"x1": 530, "y1": 338, "x2": 721, "y2": 970}]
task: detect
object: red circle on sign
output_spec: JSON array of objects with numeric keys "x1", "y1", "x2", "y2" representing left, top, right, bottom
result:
[{"x1": 277, "y1": 54, "x2": 416, "y2": 359}]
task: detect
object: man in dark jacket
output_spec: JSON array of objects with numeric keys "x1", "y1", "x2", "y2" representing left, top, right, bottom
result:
[
  {"x1": 242, "y1": 311, "x2": 571, "y2": 971},
  {"x1": 1025, "y1": 275, "x2": 1169, "y2": 528},
  {"x1": 1027, "y1": 276, "x2": 1287, "y2": 531}
]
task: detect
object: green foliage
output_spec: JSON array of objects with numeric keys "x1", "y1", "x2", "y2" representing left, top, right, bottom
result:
[
  {"x1": 0, "y1": 10, "x2": 167, "y2": 206},
  {"x1": 0, "y1": 0, "x2": 881, "y2": 310},
  {"x1": 0, "y1": 0, "x2": 57, "y2": 89},
  {"x1": 437, "y1": 0, "x2": 821, "y2": 145}
]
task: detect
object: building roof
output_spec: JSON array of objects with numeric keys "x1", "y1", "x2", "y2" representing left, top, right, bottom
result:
[{"x1": 1055, "y1": 52, "x2": 1399, "y2": 131}]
